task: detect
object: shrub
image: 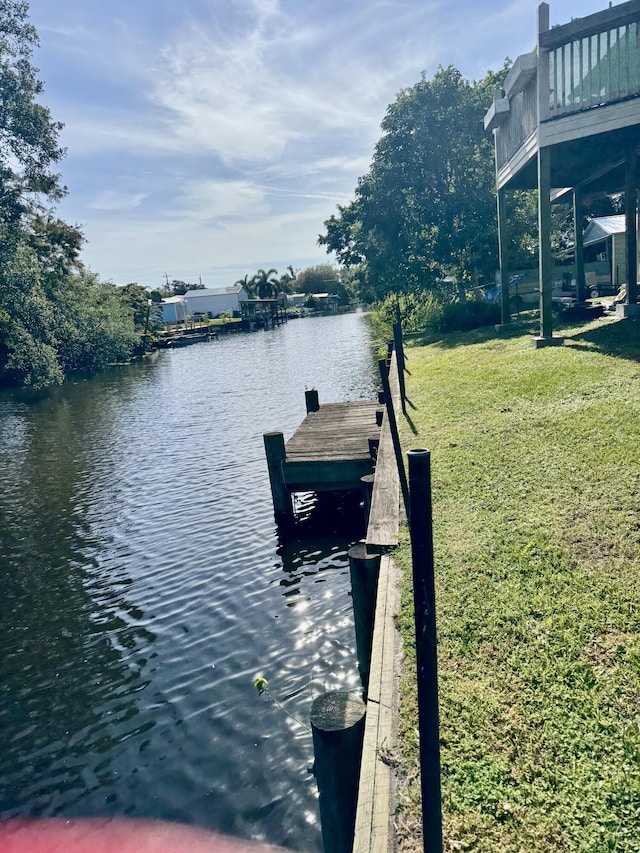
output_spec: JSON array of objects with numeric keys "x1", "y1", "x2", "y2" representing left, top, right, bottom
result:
[
  {"x1": 369, "y1": 290, "x2": 445, "y2": 341},
  {"x1": 437, "y1": 300, "x2": 501, "y2": 332}
]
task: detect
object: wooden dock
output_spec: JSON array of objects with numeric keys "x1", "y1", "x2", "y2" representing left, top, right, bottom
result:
[
  {"x1": 263, "y1": 354, "x2": 404, "y2": 852},
  {"x1": 264, "y1": 395, "x2": 381, "y2": 524}
]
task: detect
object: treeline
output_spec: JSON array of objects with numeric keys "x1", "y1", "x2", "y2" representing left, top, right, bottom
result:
[
  {"x1": 0, "y1": 2, "x2": 161, "y2": 390},
  {"x1": 232, "y1": 264, "x2": 358, "y2": 305}
]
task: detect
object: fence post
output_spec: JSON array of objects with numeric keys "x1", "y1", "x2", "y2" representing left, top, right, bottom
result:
[
  {"x1": 378, "y1": 358, "x2": 409, "y2": 516},
  {"x1": 393, "y1": 321, "x2": 407, "y2": 415},
  {"x1": 408, "y1": 449, "x2": 443, "y2": 853}
]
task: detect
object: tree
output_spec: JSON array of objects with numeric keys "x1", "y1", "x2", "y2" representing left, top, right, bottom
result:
[
  {"x1": 276, "y1": 265, "x2": 297, "y2": 293},
  {"x1": 0, "y1": 0, "x2": 66, "y2": 238},
  {"x1": 319, "y1": 64, "x2": 510, "y2": 302},
  {"x1": 234, "y1": 273, "x2": 254, "y2": 297},
  {"x1": 251, "y1": 268, "x2": 279, "y2": 299},
  {"x1": 0, "y1": 0, "x2": 81, "y2": 389}
]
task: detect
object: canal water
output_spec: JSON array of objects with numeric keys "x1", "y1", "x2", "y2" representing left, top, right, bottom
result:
[{"x1": 0, "y1": 312, "x2": 378, "y2": 851}]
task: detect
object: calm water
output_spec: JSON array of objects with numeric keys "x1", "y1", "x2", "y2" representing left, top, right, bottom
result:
[{"x1": 0, "y1": 312, "x2": 378, "y2": 851}]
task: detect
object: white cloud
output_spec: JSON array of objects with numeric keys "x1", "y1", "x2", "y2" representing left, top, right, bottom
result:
[
  {"x1": 172, "y1": 180, "x2": 270, "y2": 221},
  {"x1": 32, "y1": 0, "x2": 613, "y2": 286},
  {"x1": 90, "y1": 190, "x2": 147, "y2": 211}
]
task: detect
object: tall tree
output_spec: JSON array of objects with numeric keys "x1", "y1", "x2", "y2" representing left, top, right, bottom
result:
[
  {"x1": 251, "y1": 268, "x2": 279, "y2": 299},
  {"x1": 0, "y1": 2, "x2": 154, "y2": 389},
  {"x1": 319, "y1": 64, "x2": 509, "y2": 302},
  {"x1": 0, "y1": 0, "x2": 66, "y2": 241}
]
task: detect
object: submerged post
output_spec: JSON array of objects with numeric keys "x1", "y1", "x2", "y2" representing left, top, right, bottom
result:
[
  {"x1": 311, "y1": 691, "x2": 366, "y2": 853},
  {"x1": 408, "y1": 449, "x2": 443, "y2": 853},
  {"x1": 348, "y1": 544, "x2": 381, "y2": 691},
  {"x1": 263, "y1": 432, "x2": 293, "y2": 527}
]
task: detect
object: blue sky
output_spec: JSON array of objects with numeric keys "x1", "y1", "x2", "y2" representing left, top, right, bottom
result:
[{"x1": 27, "y1": 0, "x2": 607, "y2": 288}]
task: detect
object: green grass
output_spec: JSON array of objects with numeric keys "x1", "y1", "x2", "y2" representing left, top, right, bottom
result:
[{"x1": 395, "y1": 315, "x2": 640, "y2": 852}]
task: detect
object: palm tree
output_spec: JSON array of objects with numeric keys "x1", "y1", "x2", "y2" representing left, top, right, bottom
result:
[
  {"x1": 277, "y1": 265, "x2": 298, "y2": 294},
  {"x1": 234, "y1": 274, "x2": 254, "y2": 297},
  {"x1": 251, "y1": 268, "x2": 279, "y2": 299}
]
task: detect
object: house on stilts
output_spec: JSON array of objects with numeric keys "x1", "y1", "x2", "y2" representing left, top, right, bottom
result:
[{"x1": 484, "y1": 0, "x2": 640, "y2": 346}]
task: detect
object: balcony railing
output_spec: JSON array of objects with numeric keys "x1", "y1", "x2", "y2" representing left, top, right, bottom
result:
[
  {"x1": 548, "y1": 20, "x2": 640, "y2": 117},
  {"x1": 489, "y1": 1, "x2": 640, "y2": 174}
]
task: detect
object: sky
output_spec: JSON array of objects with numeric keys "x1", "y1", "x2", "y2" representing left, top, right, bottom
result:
[{"x1": 26, "y1": 0, "x2": 610, "y2": 289}]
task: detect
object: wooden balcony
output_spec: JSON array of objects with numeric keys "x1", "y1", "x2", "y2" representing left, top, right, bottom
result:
[{"x1": 486, "y1": 0, "x2": 640, "y2": 192}]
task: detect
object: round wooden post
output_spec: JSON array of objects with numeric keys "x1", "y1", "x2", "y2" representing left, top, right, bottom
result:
[
  {"x1": 360, "y1": 473, "x2": 375, "y2": 526},
  {"x1": 348, "y1": 544, "x2": 381, "y2": 690},
  {"x1": 311, "y1": 691, "x2": 366, "y2": 853},
  {"x1": 263, "y1": 432, "x2": 293, "y2": 526},
  {"x1": 305, "y1": 389, "x2": 320, "y2": 413}
]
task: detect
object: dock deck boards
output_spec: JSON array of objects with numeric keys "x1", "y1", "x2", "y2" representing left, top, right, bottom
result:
[{"x1": 283, "y1": 400, "x2": 380, "y2": 492}]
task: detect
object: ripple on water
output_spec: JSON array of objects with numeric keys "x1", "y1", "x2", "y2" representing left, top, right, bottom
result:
[{"x1": 0, "y1": 313, "x2": 377, "y2": 851}]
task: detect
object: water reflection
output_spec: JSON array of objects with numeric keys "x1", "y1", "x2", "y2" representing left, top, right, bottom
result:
[
  {"x1": 0, "y1": 383, "x2": 157, "y2": 820},
  {"x1": 0, "y1": 312, "x2": 377, "y2": 851}
]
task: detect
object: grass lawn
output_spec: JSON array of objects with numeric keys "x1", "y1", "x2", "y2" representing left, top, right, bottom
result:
[{"x1": 394, "y1": 313, "x2": 640, "y2": 852}]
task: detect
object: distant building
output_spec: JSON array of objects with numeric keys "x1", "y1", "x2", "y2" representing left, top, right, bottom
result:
[
  {"x1": 183, "y1": 285, "x2": 249, "y2": 318},
  {"x1": 311, "y1": 293, "x2": 340, "y2": 312},
  {"x1": 161, "y1": 295, "x2": 187, "y2": 325},
  {"x1": 287, "y1": 293, "x2": 306, "y2": 308},
  {"x1": 583, "y1": 215, "x2": 627, "y2": 288}
]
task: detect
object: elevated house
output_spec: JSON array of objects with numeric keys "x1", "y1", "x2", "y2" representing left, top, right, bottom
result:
[{"x1": 484, "y1": 0, "x2": 640, "y2": 344}]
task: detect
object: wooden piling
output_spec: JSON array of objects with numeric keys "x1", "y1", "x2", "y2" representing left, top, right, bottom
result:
[
  {"x1": 263, "y1": 432, "x2": 293, "y2": 526},
  {"x1": 407, "y1": 449, "x2": 443, "y2": 853},
  {"x1": 349, "y1": 544, "x2": 381, "y2": 691},
  {"x1": 305, "y1": 388, "x2": 320, "y2": 413},
  {"x1": 360, "y1": 473, "x2": 375, "y2": 525},
  {"x1": 311, "y1": 691, "x2": 366, "y2": 853}
]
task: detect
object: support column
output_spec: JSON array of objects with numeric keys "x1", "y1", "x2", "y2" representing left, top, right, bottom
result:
[
  {"x1": 536, "y1": 146, "x2": 558, "y2": 343},
  {"x1": 573, "y1": 188, "x2": 585, "y2": 301},
  {"x1": 496, "y1": 184, "x2": 511, "y2": 324},
  {"x1": 625, "y1": 146, "x2": 638, "y2": 306},
  {"x1": 532, "y1": 2, "x2": 562, "y2": 347}
]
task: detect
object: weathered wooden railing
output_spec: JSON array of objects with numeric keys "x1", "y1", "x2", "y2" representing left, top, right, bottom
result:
[
  {"x1": 491, "y1": 0, "x2": 640, "y2": 172},
  {"x1": 544, "y1": 1, "x2": 640, "y2": 119}
]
